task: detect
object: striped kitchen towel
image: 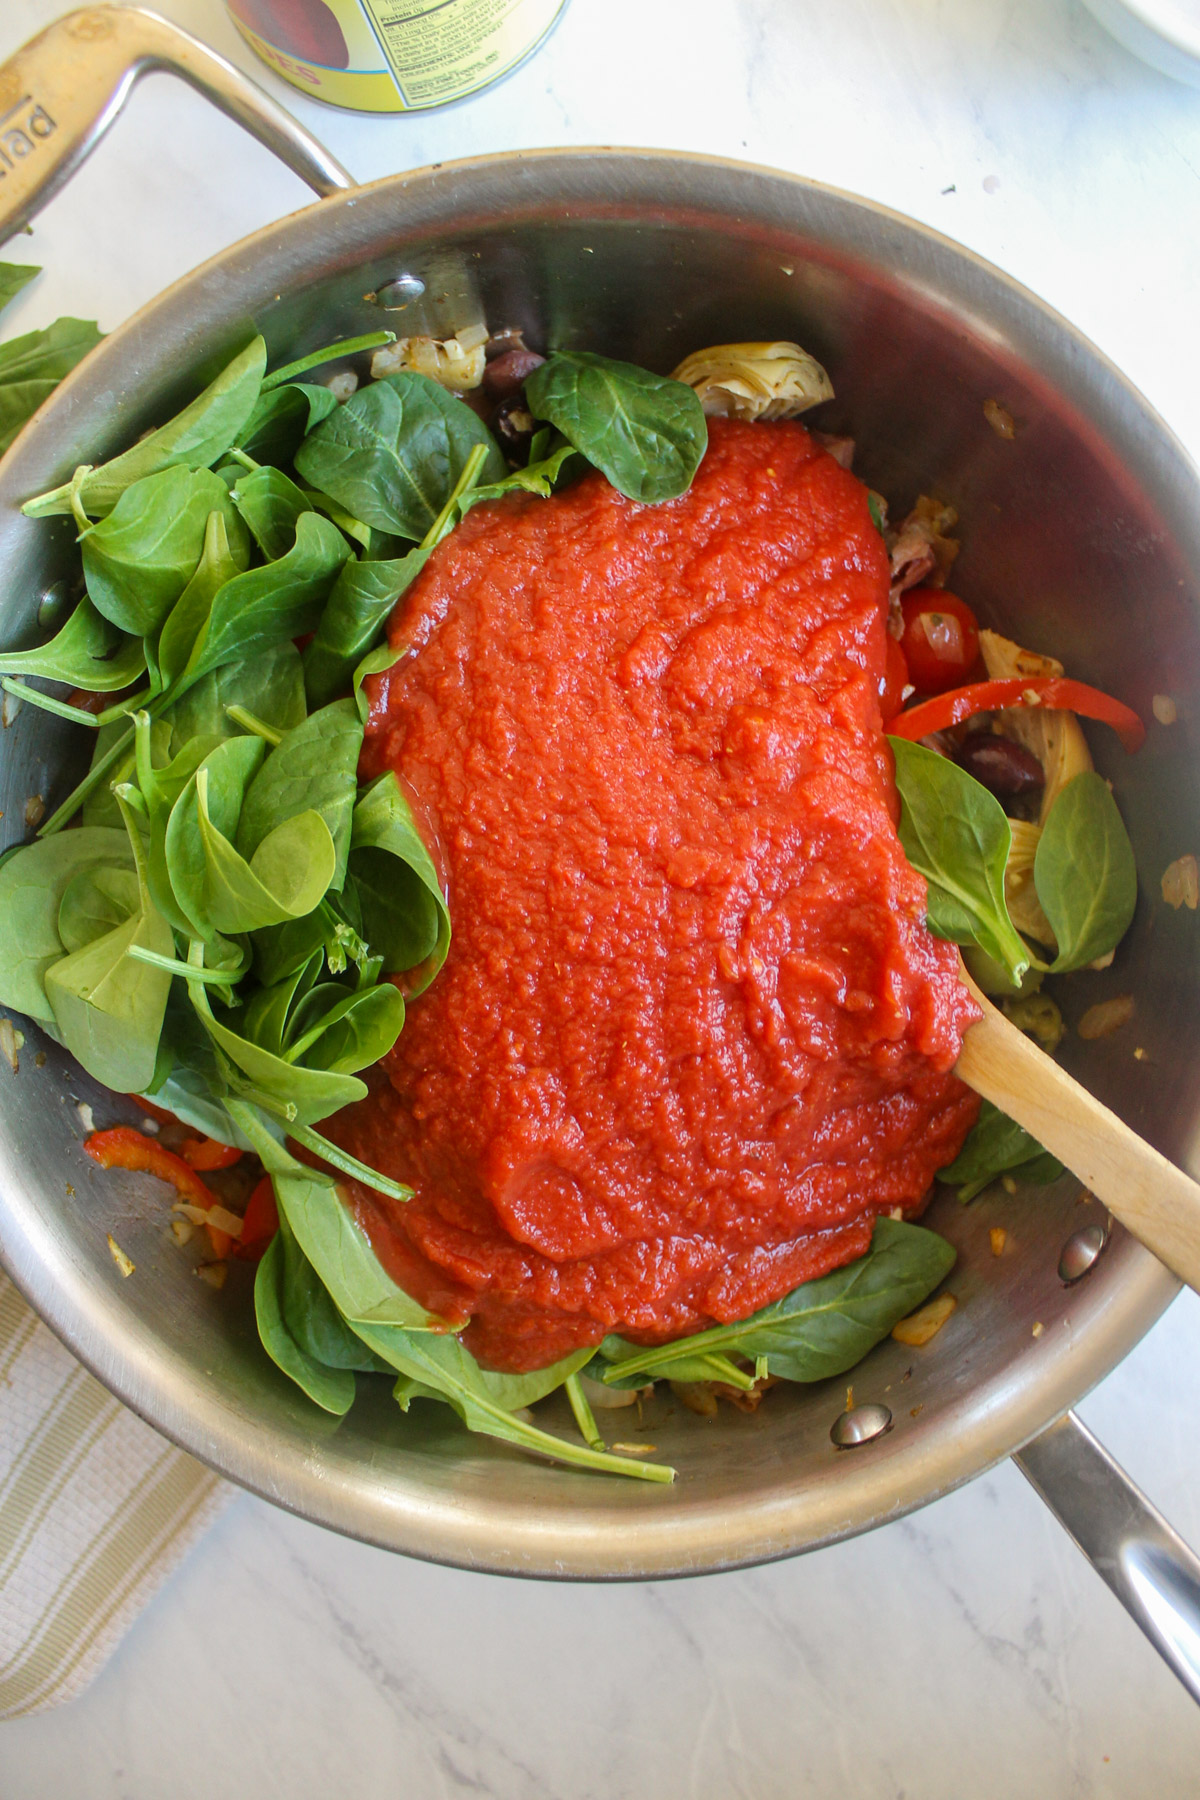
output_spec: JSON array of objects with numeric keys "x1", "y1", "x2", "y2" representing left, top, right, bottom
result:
[{"x1": 0, "y1": 1271, "x2": 230, "y2": 1718}]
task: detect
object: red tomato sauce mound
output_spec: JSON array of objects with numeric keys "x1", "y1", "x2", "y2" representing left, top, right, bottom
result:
[{"x1": 328, "y1": 418, "x2": 981, "y2": 1372}]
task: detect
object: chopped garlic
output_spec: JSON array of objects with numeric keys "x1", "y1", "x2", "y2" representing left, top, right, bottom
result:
[
  {"x1": 1078, "y1": 995, "x2": 1134, "y2": 1040},
  {"x1": 106, "y1": 1235, "x2": 135, "y2": 1278},
  {"x1": 892, "y1": 1293, "x2": 957, "y2": 1346},
  {"x1": 1152, "y1": 694, "x2": 1177, "y2": 725},
  {"x1": 1162, "y1": 854, "x2": 1199, "y2": 911}
]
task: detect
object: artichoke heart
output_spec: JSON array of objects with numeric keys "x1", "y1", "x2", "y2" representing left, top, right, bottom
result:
[
  {"x1": 1005, "y1": 818, "x2": 1056, "y2": 950},
  {"x1": 670, "y1": 341, "x2": 834, "y2": 421},
  {"x1": 979, "y1": 629, "x2": 1093, "y2": 823}
]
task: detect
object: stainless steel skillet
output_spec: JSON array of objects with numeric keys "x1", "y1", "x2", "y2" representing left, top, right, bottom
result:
[{"x1": 1, "y1": 3, "x2": 1199, "y2": 1700}]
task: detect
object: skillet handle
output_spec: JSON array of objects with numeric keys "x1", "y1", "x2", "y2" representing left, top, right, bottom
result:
[
  {"x1": 0, "y1": 4, "x2": 351, "y2": 246},
  {"x1": 1015, "y1": 1410, "x2": 1200, "y2": 1705}
]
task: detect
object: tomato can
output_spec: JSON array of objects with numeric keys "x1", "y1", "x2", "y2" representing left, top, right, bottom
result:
[{"x1": 224, "y1": 0, "x2": 568, "y2": 113}]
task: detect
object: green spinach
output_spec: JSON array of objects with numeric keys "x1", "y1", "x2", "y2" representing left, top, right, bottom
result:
[
  {"x1": 0, "y1": 597, "x2": 145, "y2": 693},
  {"x1": 889, "y1": 736, "x2": 1030, "y2": 983},
  {"x1": 1034, "y1": 770, "x2": 1138, "y2": 973},
  {"x1": 254, "y1": 1230, "x2": 357, "y2": 1415},
  {"x1": 596, "y1": 1217, "x2": 955, "y2": 1386},
  {"x1": 0, "y1": 828, "x2": 133, "y2": 1019},
  {"x1": 525, "y1": 351, "x2": 706, "y2": 503},
  {"x1": 24, "y1": 336, "x2": 267, "y2": 519},
  {"x1": 231, "y1": 465, "x2": 310, "y2": 561},
  {"x1": 235, "y1": 699, "x2": 363, "y2": 888},
  {"x1": 349, "y1": 771, "x2": 449, "y2": 988},
  {"x1": 294, "y1": 372, "x2": 506, "y2": 541},
  {"x1": 302, "y1": 549, "x2": 430, "y2": 709},
  {"x1": 80, "y1": 466, "x2": 246, "y2": 636},
  {"x1": 937, "y1": 1098, "x2": 1063, "y2": 1202},
  {"x1": 0, "y1": 315, "x2": 103, "y2": 455}
]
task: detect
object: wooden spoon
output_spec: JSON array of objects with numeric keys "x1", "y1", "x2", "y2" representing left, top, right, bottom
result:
[{"x1": 955, "y1": 959, "x2": 1200, "y2": 1292}]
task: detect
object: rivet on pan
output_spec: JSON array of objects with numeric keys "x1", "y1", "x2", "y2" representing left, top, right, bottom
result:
[
  {"x1": 1058, "y1": 1223, "x2": 1109, "y2": 1284},
  {"x1": 830, "y1": 1402, "x2": 893, "y2": 1448},
  {"x1": 374, "y1": 275, "x2": 426, "y2": 309},
  {"x1": 37, "y1": 581, "x2": 70, "y2": 628}
]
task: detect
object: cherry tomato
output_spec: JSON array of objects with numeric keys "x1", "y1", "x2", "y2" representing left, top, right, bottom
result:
[
  {"x1": 879, "y1": 635, "x2": 909, "y2": 722},
  {"x1": 899, "y1": 587, "x2": 980, "y2": 694}
]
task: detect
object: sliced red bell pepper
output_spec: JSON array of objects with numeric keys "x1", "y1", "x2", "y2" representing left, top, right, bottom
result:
[
  {"x1": 235, "y1": 1177, "x2": 279, "y2": 1263},
  {"x1": 179, "y1": 1135, "x2": 244, "y2": 1172},
  {"x1": 889, "y1": 676, "x2": 1145, "y2": 753},
  {"x1": 85, "y1": 1126, "x2": 232, "y2": 1257}
]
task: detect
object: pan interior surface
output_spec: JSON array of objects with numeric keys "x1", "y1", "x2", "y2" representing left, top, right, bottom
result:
[{"x1": 0, "y1": 152, "x2": 1193, "y2": 1576}]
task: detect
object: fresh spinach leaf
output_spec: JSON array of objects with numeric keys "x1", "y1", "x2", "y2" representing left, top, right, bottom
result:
[
  {"x1": 276, "y1": 1211, "x2": 389, "y2": 1371},
  {"x1": 260, "y1": 331, "x2": 396, "y2": 392},
  {"x1": 174, "y1": 509, "x2": 351, "y2": 694},
  {"x1": 0, "y1": 596, "x2": 145, "y2": 692},
  {"x1": 235, "y1": 699, "x2": 363, "y2": 888},
  {"x1": 597, "y1": 1217, "x2": 955, "y2": 1387},
  {"x1": 0, "y1": 317, "x2": 103, "y2": 456},
  {"x1": 293, "y1": 372, "x2": 506, "y2": 542},
  {"x1": 227, "y1": 1103, "x2": 434, "y2": 1327},
  {"x1": 167, "y1": 750, "x2": 336, "y2": 940},
  {"x1": 937, "y1": 1098, "x2": 1063, "y2": 1202},
  {"x1": 155, "y1": 509, "x2": 251, "y2": 691},
  {"x1": 44, "y1": 798, "x2": 173, "y2": 1093},
  {"x1": 353, "y1": 1322, "x2": 674, "y2": 1482},
  {"x1": 192, "y1": 986, "x2": 365, "y2": 1126},
  {"x1": 0, "y1": 828, "x2": 133, "y2": 1019},
  {"x1": 57, "y1": 865, "x2": 140, "y2": 953},
  {"x1": 78, "y1": 721, "x2": 138, "y2": 828},
  {"x1": 889, "y1": 736, "x2": 1030, "y2": 983},
  {"x1": 0, "y1": 262, "x2": 38, "y2": 317},
  {"x1": 251, "y1": 908, "x2": 332, "y2": 990},
  {"x1": 24, "y1": 336, "x2": 267, "y2": 519},
  {"x1": 80, "y1": 466, "x2": 245, "y2": 636},
  {"x1": 230, "y1": 465, "x2": 310, "y2": 561},
  {"x1": 349, "y1": 771, "x2": 449, "y2": 989},
  {"x1": 254, "y1": 1230, "x2": 356, "y2": 1415},
  {"x1": 285, "y1": 979, "x2": 405, "y2": 1076},
  {"x1": 1034, "y1": 770, "x2": 1138, "y2": 973},
  {"x1": 525, "y1": 351, "x2": 706, "y2": 504},
  {"x1": 302, "y1": 548, "x2": 430, "y2": 709},
  {"x1": 164, "y1": 639, "x2": 306, "y2": 752},
  {"x1": 236, "y1": 381, "x2": 338, "y2": 467},
  {"x1": 459, "y1": 436, "x2": 579, "y2": 515}
]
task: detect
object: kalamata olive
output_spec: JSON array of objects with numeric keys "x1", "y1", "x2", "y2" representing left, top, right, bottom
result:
[
  {"x1": 955, "y1": 732, "x2": 1044, "y2": 798},
  {"x1": 484, "y1": 348, "x2": 545, "y2": 403},
  {"x1": 493, "y1": 393, "x2": 536, "y2": 461}
]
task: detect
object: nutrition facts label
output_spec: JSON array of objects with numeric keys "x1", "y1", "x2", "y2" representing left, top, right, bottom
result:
[{"x1": 358, "y1": 0, "x2": 563, "y2": 105}]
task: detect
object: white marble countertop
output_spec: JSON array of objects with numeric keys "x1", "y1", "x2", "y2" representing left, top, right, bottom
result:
[{"x1": 4, "y1": 0, "x2": 1200, "y2": 1791}]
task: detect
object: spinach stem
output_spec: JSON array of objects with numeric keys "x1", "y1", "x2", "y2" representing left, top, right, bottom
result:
[
  {"x1": 226, "y1": 448, "x2": 259, "y2": 473},
  {"x1": 97, "y1": 685, "x2": 152, "y2": 726},
  {"x1": 224, "y1": 703, "x2": 282, "y2": 744},
  {"x1": 0, "y1": 676, "x2": 102, "y2": 726},
  {"x1": 260, "y1": 331, "x2": 397, "y2": 392},
  {"x1": 423, "y1": 443, "x2": 488, "y2": 548},
  {"x1": 287, "y1": 1121, "x2": 413, "y2": 1204},
  {"x1": 564, "y1": 1372, "x2": 605, "y2": 1451},
  {"x1": 300, "y1": 487, "x2": 370, "y2": 548},
  {"x1": 37, "y1": 721, "x2": 136, "y2": 835},
  {"x1": 127, "y1": 946, "x2": 245, "y2": 985}
]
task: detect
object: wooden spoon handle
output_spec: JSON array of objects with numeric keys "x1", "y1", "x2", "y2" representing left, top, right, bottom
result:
[{"x1": 955, "y1": 964, "x2": 1200, "y2": 1293}]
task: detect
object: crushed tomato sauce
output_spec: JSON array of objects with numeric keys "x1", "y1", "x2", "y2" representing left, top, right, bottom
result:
[{"x1": 329, "y1": 418, "x2": 980, "y2": 1372}]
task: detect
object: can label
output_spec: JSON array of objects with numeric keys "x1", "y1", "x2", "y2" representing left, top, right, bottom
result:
[{"x1": 227, "y1": 0, "x2": 565, "y2": 113}]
